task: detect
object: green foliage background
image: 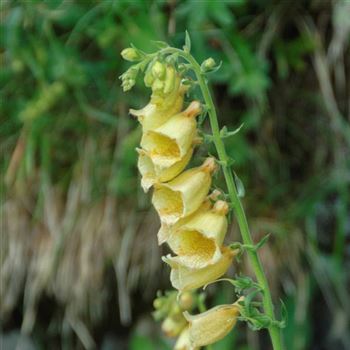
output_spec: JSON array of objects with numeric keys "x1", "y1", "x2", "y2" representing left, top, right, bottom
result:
[{"x1": 1, "y1": 0, "x2": 349, "y2": 350}]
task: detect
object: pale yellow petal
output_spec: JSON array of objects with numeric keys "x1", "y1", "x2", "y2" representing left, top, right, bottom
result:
[
  {"x1": 137, "y1": 148, "x2": 193, "y2": 192},
  {"x1": 184, "y1": 303, "x2": 240, "y2": 347},
  {"x1": 157, "y1": 201, "x2": 211, "y2": 245},
  {"x1": 130, "y1": 85, "x2": 186, "y2": 131},
  {"x1": 166, "y1": 200, "x2": 229, "y2": 268},
  {"x1": 168, "y1": 230, "x2": 218, "y2": 268},
  {"x1": 152, "y1": 158, "x2": 216, "y2": 225},
  {"x1": 163, "y1": 247, "x2": 236, "y2": 291}
]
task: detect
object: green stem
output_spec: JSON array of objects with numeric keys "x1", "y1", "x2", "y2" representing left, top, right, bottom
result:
[{"x1": 159, "y1": 48, "x2": 283, "y2": 350}]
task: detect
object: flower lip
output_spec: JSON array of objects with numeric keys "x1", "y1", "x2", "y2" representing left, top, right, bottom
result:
[
  {"x1": 153, "y1": 186, "x2": 184, "y2": 224},
  {"x1": 157, "y1": 200, "x2": 212, "y2": 245},
  {"x1": 166, "y1": 200, "x2": 229, "y2": 268}
]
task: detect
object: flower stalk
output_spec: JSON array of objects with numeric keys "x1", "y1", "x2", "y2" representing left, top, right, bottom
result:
[{"x1": 120, "y1": 38, "x2": 284, "y2": 350}]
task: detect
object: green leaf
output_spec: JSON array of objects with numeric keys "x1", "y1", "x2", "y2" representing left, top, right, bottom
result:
[
  {"x1": 220, "y1": 123, "x2": 244, "y2": 138},
  {"x1": 233, "y1": 171, "x2": 245, "y2": 197},
  {"x1": 183, "y1": 30, "x2": 191, "y2": 53},
  {"x1": 256, "y1": 233, "x2": 271, "y2": 250}
]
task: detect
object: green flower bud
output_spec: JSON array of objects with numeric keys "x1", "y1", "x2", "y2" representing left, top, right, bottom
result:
[
  {"x1": 179, "y1": 292, "x2": 194, "y2": 311},
  {"x1": 163, "y1": 65, "x2": 176, "y2": 94},
  {"x1": 201, "y1": 57, "x2": 216, "y2": 71},
  {"x1": 121, "y1": 48, "x2": 142, "y2": 62},
  {"x1": 153, "y1": 298, "x2": 163, "y2": 309},
  {"x1": 152, "y1": 61, "x2": 166, "y2": 79},
  {"x1": 144, "y1": 69, "x2": 155, "y2": 87}
]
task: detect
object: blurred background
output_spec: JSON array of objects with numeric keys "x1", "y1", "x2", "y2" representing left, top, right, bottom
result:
[{"x1": 1, "y1": 0, "x2": 349, "y2": 349}]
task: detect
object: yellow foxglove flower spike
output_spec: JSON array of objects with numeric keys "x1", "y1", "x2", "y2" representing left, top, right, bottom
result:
[
  {"x1": 137, "y1": 147, "x2": 193, "y2": 192},
  {"x1": 166, "y1": 200, "x2": 229, "y2": 268},
  {"x1": 174, "y1": 326, "x2": 199, "y2": 350},
  {"x1": 157, "y1": 201, "x2": 211, "y2": 245},
  {"x1": 141, "y1": 101, "x2": 201, "y2": 169},
  {"x1": 183, "y1": 300, "x2": 242, "y2": 347},
  {"x1": 163, "y1": 247, "x2": 237, "y2": 291},
  {"x1": 152, "y1": 157, "x2": 216, "y2": 225},
  {"x1": 130, "y1": 84, "x2": 186, "y2": 131}
]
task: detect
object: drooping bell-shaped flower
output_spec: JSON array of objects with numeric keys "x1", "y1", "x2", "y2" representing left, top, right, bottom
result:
[
  {"x1": 166, "y1": 200, "x2": 229, "y2": 268},
  {"x1": 152, "y1": 158, "x2": 216, "y2": 225},
  {"x1": 137, "y1": 147, "x2": 193, "y2": 192},
  {"x1": 140, "y1": 101, "x2": 201, "y2": 169},
  {"x1": 183, "y1": 301, "x2": 242, "y2": 347},
  {"x1": 163, "y1": 247, "x2": 237, "y2": 291}
]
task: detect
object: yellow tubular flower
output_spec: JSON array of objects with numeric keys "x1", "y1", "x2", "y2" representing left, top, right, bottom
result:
[
  {"x1": 152, "y1": 158, "x2": 216, "y2": 225},
  {"x1": 141, "y1": 101, "x2": 201, "y2": 169},
  {"x1": 163, "y1": 247, "x2": 237, "y2": 291},
  {"x1": 166, "y1": 200, "x2": 229, "y2": 268},
  {"x1": 183, "y1": 301, "x2": 241, "y2": 347},
  {"x1": 174, "y1": 326, "x2": 199, "y2": 350},
  {"x1": 129, "y1": 84, "x2": 186, "y2": 132},
  {"x1": 137, "y1": 147, "x2": 193, "y2": 192},
  {"x1": 157, "y1": 201, "x2": 211, "y2": 245}
]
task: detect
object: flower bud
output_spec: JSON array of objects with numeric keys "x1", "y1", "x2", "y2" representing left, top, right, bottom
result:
[
  {"x1": 161, "y1": 314, "x2": 187, "y2": 337},
  {"x1": 152, "y1": 78, "x2": 164, "y2": 91},
  {"x1": 153, "y1": 298, "x2": 163, "y2": 309},
  {"x1": 140, "y1": 101, "x2": 201, "y2": 168},
  {"x1": 152, "y1": 61, "x2": 166, "y2": 79},
  {"x1": 184, "y1": 302, "x2": 241, "y2": 347},
  {"x1": 152, "y1": 158, "x2": 216, "y2": 225},
  {"x1": 163, "y1": 65, "x2": 176, "y2": 94},
  {"x1": 121, "y1": 48, "x2": 142, "y2": 61},
  {"x1": 144, "y1": 69, "x2": 155, "y2": 87},
  {"x1": 179, "y1": 292, "x2": 194, "y2": 311},
  {"x1": 201, "y1": 57, "x2": 216, "y2": 71},
  {"x1": 151, "y1": 68, "x2": 182, "y2": 105},
  {"x1": 163, "y1": 247, "x2": 237, "y2": 291}
]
